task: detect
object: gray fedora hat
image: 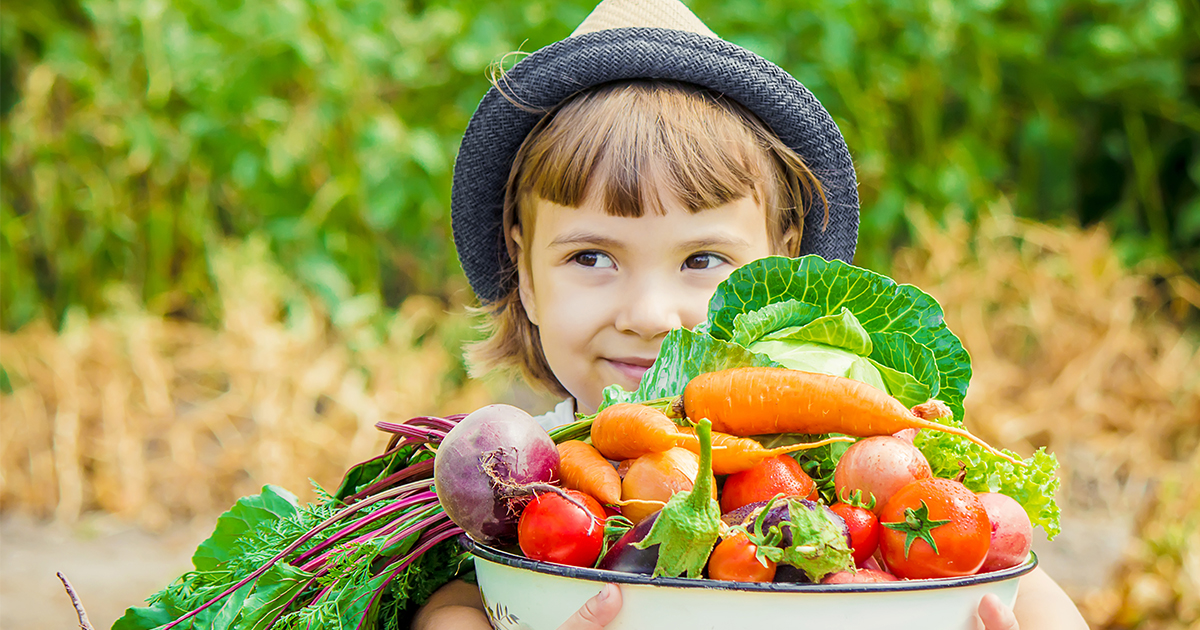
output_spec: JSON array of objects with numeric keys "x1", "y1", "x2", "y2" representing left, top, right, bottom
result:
[{"x1": 451, "y1": 0, "x2": 859, "y2": 304}]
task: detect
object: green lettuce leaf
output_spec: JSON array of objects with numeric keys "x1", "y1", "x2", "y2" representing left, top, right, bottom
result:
[
  {"x1": 707, "y1": 256, "x2": 971, "y2": 423},
  {"x1": 915, "y1": 431, "x2": 1062, "y2": 539},
  {"x1": 750, "y1": 337, "x2": 890, "y2": 394}
]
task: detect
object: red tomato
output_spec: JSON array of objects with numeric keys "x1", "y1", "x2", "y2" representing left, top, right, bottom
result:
[
  {"x1": 878, "y1": 478, "x2": 991, "y2": 579},
  {"x1": 720, "y1": 454, "x2": 817, "y2": 513},
  {"x1": 706, "y1": 532, "x2": 776, "y2": 582},
  {"x1": 829, "y1": 502, "x2": 880, "y2": 566},
  {"x1": 518, "y1": 489, "x2": 606, "y2": 567}
]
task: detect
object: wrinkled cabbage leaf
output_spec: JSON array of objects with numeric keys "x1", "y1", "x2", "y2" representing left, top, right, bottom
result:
[{"x1": 707, "y1": 255, "x2": 971, "y2": 424}]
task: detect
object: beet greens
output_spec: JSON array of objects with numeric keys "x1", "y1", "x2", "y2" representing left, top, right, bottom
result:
[{"x1": 113, "y1": 415, "x2": 471, "y2": 630}]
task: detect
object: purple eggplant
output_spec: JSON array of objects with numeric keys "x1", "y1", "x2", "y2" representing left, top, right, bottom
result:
[{"x1": 597, "y1": 511, "x2": 662, "y2": 575}]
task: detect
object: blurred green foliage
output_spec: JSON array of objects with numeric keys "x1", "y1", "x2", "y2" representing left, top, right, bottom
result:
[{"x1": 2, "y1": 0, "x2": 1197, "y2": 330}]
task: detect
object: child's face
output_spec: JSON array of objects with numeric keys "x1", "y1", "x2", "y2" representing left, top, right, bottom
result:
[{"x1": 513, "y1": 192, "x2": 777, "y2": 413}]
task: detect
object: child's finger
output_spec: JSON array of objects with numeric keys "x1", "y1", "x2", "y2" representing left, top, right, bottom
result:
[
  {"x1": 557, "y1": 583, "x2": 622, "y2": 630},
  {"x1": 976, "y1": 593, "x2": 1019, "y2": 630}
]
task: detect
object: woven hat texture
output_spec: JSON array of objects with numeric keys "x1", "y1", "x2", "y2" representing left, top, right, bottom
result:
[{"x1": 451, "y1": 26, "x2": 860, "y2": 304}]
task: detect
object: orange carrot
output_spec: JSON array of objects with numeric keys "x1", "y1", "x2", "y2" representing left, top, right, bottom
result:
[
  {"x1": 556, "y1": 440, "x2": 622, "y2": 506},
  {"x1": 590, "y1": 402, "x2": 696, "y2": 461},
  {"x1": 675, "y1": 427, "x2": 852, "y2": 475},
  {"x1": 683, "y1": 367, "x2": 1022, "y2": 465}
]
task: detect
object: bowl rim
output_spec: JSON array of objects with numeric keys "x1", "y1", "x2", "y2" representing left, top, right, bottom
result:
[{"x1": 460, "y1": 535, "x2": 1038, "y2": 593}]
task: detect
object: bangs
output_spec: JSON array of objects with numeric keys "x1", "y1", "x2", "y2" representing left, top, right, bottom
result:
[{"x1": 517, "y1": 81, "x2": 769, "y2": 217}]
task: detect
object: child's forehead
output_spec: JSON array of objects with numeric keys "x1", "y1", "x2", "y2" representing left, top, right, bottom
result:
[{"x1": 524, "y1": 187, "x2": 766, "y2": 230}]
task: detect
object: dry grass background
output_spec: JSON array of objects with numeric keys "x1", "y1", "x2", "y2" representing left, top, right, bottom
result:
[
  {"x1": 2, "y1": 205, "x2": 1197, "y2": 628},
  {"x1": 0, "y1": 237, "x2": 499, "y2": 526}
]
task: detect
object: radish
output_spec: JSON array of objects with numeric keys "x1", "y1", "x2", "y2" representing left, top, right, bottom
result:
[
  {"x1": 977, "y1": 492, "x2": 1033, "y2": 572},
  {"x1": 833, "y1": 435, "x2": 932, "y2": 515},
  {"x1": 433, "y1": 404, "x2": 560, "y2": 544},
  {"x1": 820, "y1": 568, "x2": 898, "y2": 583}
]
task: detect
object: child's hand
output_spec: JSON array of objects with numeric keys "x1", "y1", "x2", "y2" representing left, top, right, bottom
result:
[
  {"x1": 976, "y1": 593, "x2": 1019, "y2": 630},
  {"x1": 557, "y1": 583, "x2": 622, "y2": 630}
]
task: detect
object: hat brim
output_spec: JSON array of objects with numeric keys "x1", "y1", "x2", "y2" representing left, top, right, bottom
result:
[{"x1": 451, "y1": 27, "x2": 859, "y2": 304}]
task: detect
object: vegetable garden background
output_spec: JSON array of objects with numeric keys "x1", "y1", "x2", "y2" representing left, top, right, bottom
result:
[{"x1": 1, "y1": 0, "x2": 1197, "y2": 628}]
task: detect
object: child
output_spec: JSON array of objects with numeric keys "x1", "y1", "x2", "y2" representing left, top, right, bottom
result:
[{"x1": 417, "y1": 1, "x2": 1088, "y2": 628}]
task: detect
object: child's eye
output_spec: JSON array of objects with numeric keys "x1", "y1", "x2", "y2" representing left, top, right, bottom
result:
[
  {"x1": 572, "y1": 251, "x2": 615, "y2": 269},
  {"x1": 683, "y1": 253, "x2": 728, "y2": 270}
]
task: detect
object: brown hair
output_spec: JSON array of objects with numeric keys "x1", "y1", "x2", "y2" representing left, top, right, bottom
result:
[{"x1": 466, "y1": 80, "x2": 827, "y2": 397}]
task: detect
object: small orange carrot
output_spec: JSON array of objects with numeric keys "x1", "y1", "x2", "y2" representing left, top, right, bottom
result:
[
  {"x1": 590, "y1": 402, "x2": 695, "y2": 461},
  {"x1": 683, "y1": 367, "x2": 1022, "y2": 466},
  {"x1": 557, "y1": 440, "x2": 622, "y2": 506},
  {"x1": 675, "y1": 427, "x2": 852, "y2": 475}
]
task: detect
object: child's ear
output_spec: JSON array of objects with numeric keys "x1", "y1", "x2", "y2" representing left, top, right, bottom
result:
[
  {"x1": 510, "y1": 225, "x2": 539, "y2": 327},
  {"x1": 780, "y1": 224, "x2": 801, "y2": 257}
]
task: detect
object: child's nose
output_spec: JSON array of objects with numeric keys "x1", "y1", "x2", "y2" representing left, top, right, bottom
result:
[{"x1": 614, "y1": 280, "x2": 685, "y2": 339}]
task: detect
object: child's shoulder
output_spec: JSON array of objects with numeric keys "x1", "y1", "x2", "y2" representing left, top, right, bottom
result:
[{"x1": 533, "y1": 398, "x2": 577, "y2": 431}]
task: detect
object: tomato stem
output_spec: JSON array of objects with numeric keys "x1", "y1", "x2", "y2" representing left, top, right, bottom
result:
[{"x1": 881, "y1": 499, "x2": 951, "y2": 558}]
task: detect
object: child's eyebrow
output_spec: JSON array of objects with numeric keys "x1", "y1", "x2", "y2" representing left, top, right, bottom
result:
[
  {"x1": 547, "y1": 231, "x2": 754, "y2": 252},
  {"x1": 674, "y1": 236, "x2": 756, "y2": 251},
  {"x1": 547, "y1": 232, "x2": 623, "y2": 249}
]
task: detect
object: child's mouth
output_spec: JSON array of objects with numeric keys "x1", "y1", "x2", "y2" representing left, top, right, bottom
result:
[{"x1": 605, "y1": 358, "x2": 654, "y2": 385}]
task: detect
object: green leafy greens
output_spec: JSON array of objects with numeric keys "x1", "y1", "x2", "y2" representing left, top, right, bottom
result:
[{"x1": 113, "y1": 440, "x2": 469, "y2": 630}]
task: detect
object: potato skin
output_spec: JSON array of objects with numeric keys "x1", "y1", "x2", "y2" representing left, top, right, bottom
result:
[{"x1": 834, "y1": 435, "x2": 932, "y2": 514}]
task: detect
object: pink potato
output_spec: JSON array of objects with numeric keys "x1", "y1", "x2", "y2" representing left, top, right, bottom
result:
[
  {"x1": 976, "y1": 491, "x2": 1033, "y2": 572},
  {"x1": 833, "y1": 435, "x2": 932, "y2": 515},
  {"x1": 820, "y1": 568, "x2": 898, "y2": 584}
]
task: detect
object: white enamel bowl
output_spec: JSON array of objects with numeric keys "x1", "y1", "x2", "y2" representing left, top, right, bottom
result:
[{"x1": 461, "y1": 536, "x2": 1037, "y2": 630}]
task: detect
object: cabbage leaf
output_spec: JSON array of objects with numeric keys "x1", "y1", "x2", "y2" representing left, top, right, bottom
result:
[{"x1": 707, "y1": 255, "x2": 971, "y2": 424}]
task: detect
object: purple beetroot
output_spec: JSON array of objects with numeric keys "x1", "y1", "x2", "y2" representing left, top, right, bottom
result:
[{"x1": 433, "y1": 404, "x2": 559, "y2": 544}]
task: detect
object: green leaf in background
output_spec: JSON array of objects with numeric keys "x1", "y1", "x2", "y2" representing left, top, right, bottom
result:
[
  {"x1": 599, "y1": 328, "x2": 780, "y2": 409},
  {"x1": 708, "y1": 256, "x2": 972, "y2": 423},
  {"x1": 3, "y1": 0, "x2": 1196, "y2": 331},
  {"x1": 192, "y1": 485, "x2": 301, "y2": 571}
]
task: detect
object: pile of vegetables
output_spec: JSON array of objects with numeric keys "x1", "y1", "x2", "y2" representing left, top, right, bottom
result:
[
  {"x1": 111, "y1": 256, "x2": 1061, "y2": 628},
  {"x1": 438, "y1": 256, "x2": 1060, "y2": 583}
]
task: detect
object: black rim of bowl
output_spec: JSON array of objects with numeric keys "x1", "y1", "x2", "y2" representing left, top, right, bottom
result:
[{"x1": 459, "y1": 535, "x2": 1038, "y2": 593}]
